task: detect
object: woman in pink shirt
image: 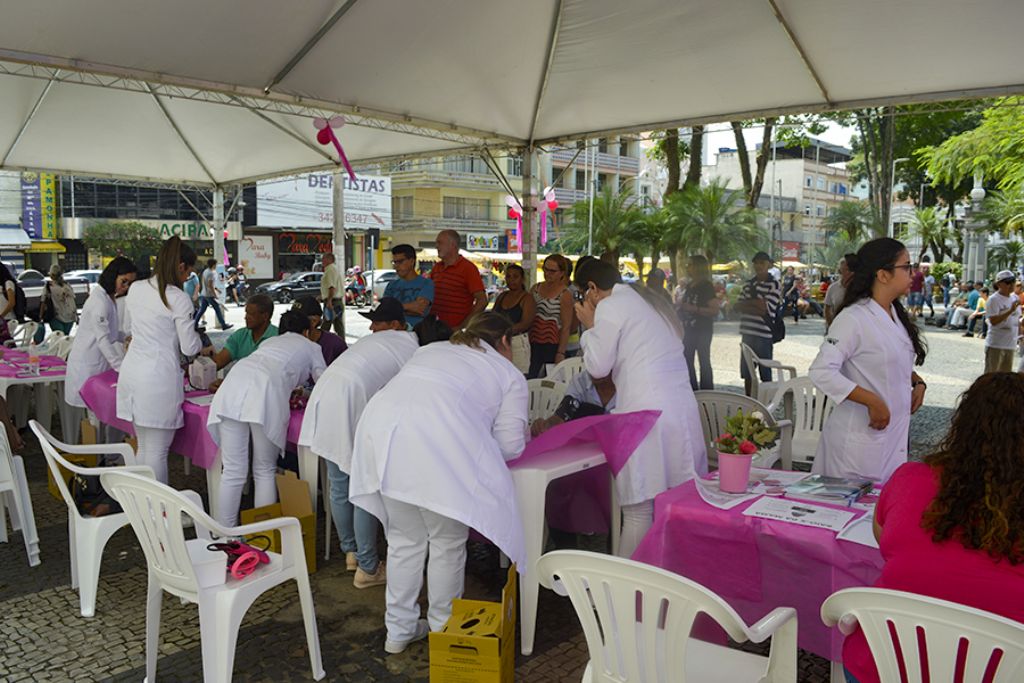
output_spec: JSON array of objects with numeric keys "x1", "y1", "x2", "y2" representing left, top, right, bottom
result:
[{"x1": 842, "y1": 371, "x2": 1024, "y2": 683}]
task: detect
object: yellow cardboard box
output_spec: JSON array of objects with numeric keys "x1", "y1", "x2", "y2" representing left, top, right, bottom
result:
[
  {"x1": 239, "y1": 470, "x2": 317, "y2": 573},
  {"x1": 80, "y1": 418, "x2": 97, "y2": 445},
  {"x1": 429, "y1": 565, "x2": 517, "y2": 683},
  {"x1": 48, "y1": 453, "x2": 97, "y2": 500}
]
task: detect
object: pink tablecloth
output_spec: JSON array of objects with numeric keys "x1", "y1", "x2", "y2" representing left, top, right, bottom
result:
[
  {"x1": 0, "y1": 348, "x2": 66, "y2": 378},
  {"x1": 631, "y1": 480, "x2": 884, "y2": 661},
  {"x1": 508, "y1": 411, "x2": 661, "y2": 535},
  {"x1": 80, "y1": 369, "x2": 304, "y2": 470}
]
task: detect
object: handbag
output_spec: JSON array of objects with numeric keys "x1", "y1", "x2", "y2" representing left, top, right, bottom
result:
[
  {"x1": 767, "y1": 304, "x2": 786, "y2": 343},
  {"x1": 40, "y1": 283, "x2": 56, "y2": 323}
]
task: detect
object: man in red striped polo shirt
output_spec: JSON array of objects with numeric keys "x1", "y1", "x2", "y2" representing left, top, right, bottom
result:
[{"x1": 429, "y1": 230, "x2": 487, "y2": 329}]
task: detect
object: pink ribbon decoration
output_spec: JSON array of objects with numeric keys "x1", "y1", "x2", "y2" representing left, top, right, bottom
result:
[
  {"x1": 505, "y1": 195, "x2": 523, "y2": 252},
  {"x1": 534, "y1": 187, "x2": 559, "y2": 246},
  {"x1": 313, "y1": 116, "x2": 357, "y2": 182}
]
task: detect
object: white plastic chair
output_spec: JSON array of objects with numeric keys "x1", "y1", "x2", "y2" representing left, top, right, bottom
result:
[
  {"x1": 740, "y1": 342, "x2": 797, "y2": 405},
  {"x1": 693, "y1": 390, "x2": 793, "y2": 471},
  {"x1": 527, "y1": 378, "x2": 568, "y2": 423},
  {"x1": 537, "y1": 550, "x2": 797, "y2": 682},
  {"x1": 822, "y1": 588, "x2": 1024, "y2": 683},
  {"x1": 28, "y1": 419, "x2": 149, "y2": 617},
  {"x1": 0, "y1": 426, "x2": 39, "y2": 566},
  {"x1": 100, "y1": 469, "x2": 326, "y2": 683},
  {"x1": 11, "y1": 320, "x2": 39, "y2": 347},
  {"x1": 767, "y1": 377, "x2": 835, "y2": 469},
  {"x1": 547, "y1": 355, "x2": 586, "y2": 384}
]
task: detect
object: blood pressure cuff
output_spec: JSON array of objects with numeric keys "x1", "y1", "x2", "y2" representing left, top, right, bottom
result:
[{"x1": 554, "y1": 395, "x2": 607, "y2": 422}]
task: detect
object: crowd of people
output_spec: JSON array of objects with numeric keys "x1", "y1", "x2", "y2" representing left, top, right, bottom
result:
[{"x1": 7, "y1": 227, "x2": 1022, "y2": 673}]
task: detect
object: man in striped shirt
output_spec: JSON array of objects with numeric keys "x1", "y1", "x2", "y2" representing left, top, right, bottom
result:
[
  {"x1": 428, "y1": 230, "x2": 487, "y2": 329},
  {"x1": 736, "y1": 251, "x2": 781, "y2": 396}
]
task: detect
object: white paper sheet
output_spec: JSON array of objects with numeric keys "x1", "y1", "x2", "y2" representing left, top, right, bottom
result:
[
  {"x1": 837, "y1": 516, "x2": 880, "y2": 549},
  {"x1": 742, "y1": 496, "x2": 855, "y2": 532},
  {"x1": 185, "y1": 394, "x2": 215, "y2": 406},
  {"x1": 695, "y1": 478, "x2": 759, "y2": 510}
]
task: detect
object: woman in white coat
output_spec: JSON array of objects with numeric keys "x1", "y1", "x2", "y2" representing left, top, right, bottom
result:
[
  {"x1": 299, "y1": 302, "x2": 450, "y2": 587},
  {"x1": 117, "y1": 237, "x2": 203, "y2": 483},
  {"x1": 208, "y1": 310, "x2": 326, "y2": 527},
  {"x1": 808, "y1": 238, "x2": 928, "y2": 483},
  {"x1": 349, "y1": 312, "x2": 528, "y2": 655},
  {"x1": 65, "y1": 257, "x2": 138, "y2": 409},
  {"x1": 573, "y1": 258, "x2": 707, "y2": 558}
]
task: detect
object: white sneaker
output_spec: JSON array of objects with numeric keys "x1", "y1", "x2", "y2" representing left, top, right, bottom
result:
[
  {"x1": 345, "y1": 552, "x2": 357, "y2": 572},
  {"x1": 384, "y1": 619, "x2": 429, "y2": 654}
]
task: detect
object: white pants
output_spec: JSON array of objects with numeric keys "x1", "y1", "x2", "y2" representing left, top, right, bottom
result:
[
  {"x1": 134, "y1": 426, "x2": 176, "y2": 484},
  {"x1": 617, "y1": 500, "x2": 654, "y2": 558},
  {"x1": 382, "y1": 496, "x2": 469, "y2": 641},
  {"x1": 216, "y1": 418, "x2": 281, "y2": 528}
]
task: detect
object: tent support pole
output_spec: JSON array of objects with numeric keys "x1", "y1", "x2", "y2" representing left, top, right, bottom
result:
[
  {"x1": 1, "y1": 73, "x2": 57, "y2": 166},
  {"x1": 332, "y1": 169, "x2": 347, "y2": 335},
  {"x1": 765, "y1": 0, "x2": 833, "y2": 104},
  {"x1": 264, "y1": 0, "x2": 361, "y2": 94},
  {"x1": 213, "y1": 187, "x2": 225, "y2": 267},
  {"x1": 522, "y1": 146, "x2": 537, "y2": 285}
]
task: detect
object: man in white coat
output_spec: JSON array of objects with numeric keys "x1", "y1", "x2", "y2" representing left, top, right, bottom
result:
[
  {"x1": 573, "y1": 258, "x2": 707, "y2": 558},
  {"x1": 298, "y1": 298, "x2": 418, "y2": 589}
]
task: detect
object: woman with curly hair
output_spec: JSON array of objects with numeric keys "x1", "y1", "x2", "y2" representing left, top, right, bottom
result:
[{"x1": 841, "y1": 371, "x2": 1024, "y2": 683}]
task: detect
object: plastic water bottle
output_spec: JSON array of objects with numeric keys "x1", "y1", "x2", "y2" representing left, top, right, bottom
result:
[{"x1": 27, "y1": 341, "x2": 40, "y2": 376}]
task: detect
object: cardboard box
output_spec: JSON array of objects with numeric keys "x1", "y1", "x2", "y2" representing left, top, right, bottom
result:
[
  {"x1": 48, "y1": 453, "x2": 98, "y2": 500},
  {"x1": 80, "y1": 419, "x2": 97, "y2": 445},
  {"x1": 429, "y1": 565, "x2": 517, "y2": 683},
  {"x1": 239, "y1": 470, "x2": 317, "y2": 573}
]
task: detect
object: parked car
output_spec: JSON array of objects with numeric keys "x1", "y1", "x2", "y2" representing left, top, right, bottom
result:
[
  {"x1": 65, "y1": 269, "x2": 103, "y2": 285},
  {"x1": 16, "y1": 269, "x2": 90, "y2": 318},
  {"x1": 253, "y1": 271, "x2": 323, "y2": 303},
  {"x1": 363, "y1": 269, "x2": 397, "y2": 301}
]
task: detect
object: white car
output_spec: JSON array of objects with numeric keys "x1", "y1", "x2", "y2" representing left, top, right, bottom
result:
[{"x1": 364, "y1": 269, "x2": 398, "y2": 301}]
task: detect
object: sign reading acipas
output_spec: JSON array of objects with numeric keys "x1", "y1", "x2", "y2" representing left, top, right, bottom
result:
[{"x1": 153, "y1": 221, "x2": 241, "y2": 241}]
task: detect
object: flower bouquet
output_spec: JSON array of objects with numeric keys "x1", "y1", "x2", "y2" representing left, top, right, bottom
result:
[{"x1": 714, "y1": 410, "x2": 779, "y2": 493}]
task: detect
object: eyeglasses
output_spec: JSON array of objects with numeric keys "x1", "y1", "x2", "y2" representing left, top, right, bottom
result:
[
  {"x1": 889, "y1": 263, "x2": 913, "y2": 272},
  {"x1": 391, "y1": 258, "x2": 409, "y2": 266},
  {"x1": 542, "y1": 266, "x2": 562, "y2": 274}
]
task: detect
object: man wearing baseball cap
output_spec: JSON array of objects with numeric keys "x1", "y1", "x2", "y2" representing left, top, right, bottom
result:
[
  {"x1": 983, "y1": 270, "x2": 1020, "y2": 373},
  {"x1": 360, "y1": 296, "x2": 407, "y2": 332}
]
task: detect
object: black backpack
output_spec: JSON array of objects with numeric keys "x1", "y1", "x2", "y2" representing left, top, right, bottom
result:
[{"x1": 769, "y1": 301, "x2": 786, "y2": 343}]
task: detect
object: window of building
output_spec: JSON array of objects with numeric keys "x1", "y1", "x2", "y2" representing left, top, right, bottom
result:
[
  {"x1": 387, "y1": 160, "x2": 412, "y2": 172},
  {"x1": 597, "y1": 173, "x2": 609, "y2": 192},
  {"x1": 393, "y1": 195, "x2": 414, "y2": 217},
  {"x1": 598, "y1": 138, "x2": 609, "y2": 154},
  {"x1": 816, "y1": 176, "x2": 826, "y2": 190},
  {"x1": 829, "y1": 182, "x2": 838, "y2": 194},
  {"x1": 443, "y1": 155, "x2": 487, "y2": 174},
  {"x1": 838, "y1": 183, "x2": 847, "y2": 195},
  {"x1": 443, "y1": 196, "x2": 490, "y2": 220},
  {"x1": 507, "y1": 155, "x2": 523, "y2": 177},
  {"x1": 804, "y1": 204, "x2": 812, "y2": 216},
  {"x1": 805, "y1": 175, "x2": 813, "y2": 188},
  {"x1": 816, "y1": 204, "x2": 825, "y2": 217},
  {"x1": 575, "y1": 169, "x2": 587, "y2": 190},
  {"x1": 618, "y1": 138, "x2": 631, "y2": 157}
]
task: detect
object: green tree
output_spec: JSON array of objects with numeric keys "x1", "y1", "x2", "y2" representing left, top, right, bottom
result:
[
  {"x1": 822, "y1": 200, "x2": 879, "y2": 242},
  {"x1": 664, "y1": 179, "x2": 763, "y2": 266},
  {"x1": 729, "y1": 114, "x2": 827, "y2": 208},
  {"x1": 622, "y1": 209, "x2": 669, "y2": 281},
  {"x1": 82, "y1": 221, "x2": 163, "y2": 264},
  {"x1": 812, "y1": 235, "x2": 859, "y2": 273},
  {"x1": 906, "y1": 206, "x2": 955, "y2": 263},
  {"x1": 981, "y1": 187, "x2": 1024, "y2": 236},
  {"x1": 990, "y1": 240, "x2": 1024, "y2": 270},
  {"x1": 557, "y1": 188, "x2": 641, "y2": 263}
]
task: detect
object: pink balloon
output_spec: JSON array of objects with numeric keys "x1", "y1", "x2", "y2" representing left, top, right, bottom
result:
[
  {"x1": 316, "y1": 128, "x2": 332, "y2": 145},
  {"x1": 329, "y1": 115, "x2": 345, "y2": 129},
  {"x1": 312, "y1": 117, "x2": 329, "y2": 130}
]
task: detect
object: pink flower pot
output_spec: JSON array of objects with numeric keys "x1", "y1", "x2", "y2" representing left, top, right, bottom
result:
[{"x1": 718, "y1": 451, "x2": 754, "y2": 493}]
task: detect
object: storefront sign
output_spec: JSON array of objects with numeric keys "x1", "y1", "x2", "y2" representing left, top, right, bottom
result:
[
  {"x1": 238, "y1": 235, "x2": 274, "y2": 279},
  {"x1": 40, "y1": 174, "x2": 58, "y2": 239},
  {"x1": 781, "y1": 241, "x2": 801, "y2": 260},
  {"x1": 20, "y1": 173, "x2": 42, "y2": 239},
  {"x1": 256, "y1": 173, "x2": 392, "y2": 231},
  {"x1": 467, "y1": 232, "x2": 500, "y2": 251},
  {"x1": 278, "y1": 232, "x2": 334, "y2": 255}
]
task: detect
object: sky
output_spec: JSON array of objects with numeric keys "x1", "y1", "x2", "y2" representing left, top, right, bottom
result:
[{"x1": 702, "y1": 120, "x2": 855, "y2": 165}]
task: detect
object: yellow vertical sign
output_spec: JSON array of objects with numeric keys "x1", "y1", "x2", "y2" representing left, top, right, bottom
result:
[{"x1": 40, "y1": 173, "x2": 58, "y2": 239}]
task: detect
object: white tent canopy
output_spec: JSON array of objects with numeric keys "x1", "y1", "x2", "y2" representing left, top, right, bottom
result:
[{"x1": 2, "y1": 0, "x2": 1023, "y2": 186}]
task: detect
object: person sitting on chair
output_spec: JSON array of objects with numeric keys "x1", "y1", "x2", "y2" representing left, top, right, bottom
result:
[{"x1": 531, "y1": 370, "x2": 617, "y2": 436}]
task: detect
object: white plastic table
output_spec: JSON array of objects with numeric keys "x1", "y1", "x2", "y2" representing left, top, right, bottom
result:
[
  {"x1": 509, "y1": 441, "x2": 618, "y2": 656},
  {"x1": 0, "y1": 361, "x2": 65, "y2": 434}
]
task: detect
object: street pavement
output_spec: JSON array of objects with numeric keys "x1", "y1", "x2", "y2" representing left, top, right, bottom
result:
[{"x1": 1, "y1": 304, "x2": 986, "y2": 681}]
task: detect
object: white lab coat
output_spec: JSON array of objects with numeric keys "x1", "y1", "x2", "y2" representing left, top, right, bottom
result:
[
  {"x1": 116, "y1": 278, "x2": 203, "y2": 429},
  {"x1": 298, "y1": 330, "x2": 418, "y2": 473},
  {"x1": 208, "y1": 333, "x2": 326, "y2": 450},
  {"x1": 581, "y1": 284, "x2": 707, "y2": 506},
  {"x1": 349, "y1": 342, "x2": 529, "y2": 568},
  {"x1": 808, "y1": 298, "x2": 914, "y2": 483},
  {"x1": 65, "y1": 284, "x2": 125, "y2": 408}
]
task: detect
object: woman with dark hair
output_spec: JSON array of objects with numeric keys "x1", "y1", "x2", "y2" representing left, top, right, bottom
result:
[
  {"x1": 808, "y1": 237, "x2": 927, "y2": 482},
  {"x1": 116, "y1": 237, "x2": 203, "y2": 483},
  {"x1": 841, "y1": 372, "x2": 1024, "y2": 683},
  {"x1": 208, "y1": 309, "x2": 326, "y2": 527},
  {"x1": 491, "y1": 263, "x2": 535, "y2": 374},
  {"x1": 678, "y1": 255, "x2": 720, "y2": 390},
  {"x1": 65, "y1": 257, "x2": 138, "y2": 411},
  {"x1": 349, "y1": 311, "x2": 528, "y2": 654},
  {"x1": 295, "y1": 296, "x2": 347, "y2": 365},
  {"x1": 528, "y1": 253, "x2": 574, "y2": 377},
  {"x1": 573, "y1": 257, "x2": 707, "y2": 557},
  {"x1": 0, "y1": 262, "x2": 19, "y2": 343}
]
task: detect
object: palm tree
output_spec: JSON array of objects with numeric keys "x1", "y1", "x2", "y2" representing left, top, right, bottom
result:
[
  {"x1": 622, "y1": 208, "x2": 669, "y2": 281},
  {"x1": 982, "y1": 187, "x2": 1024, "y2": 236},
  {"x1": 990, "y1": 240, "x2": 1024, "y2": 270},
  {"x1": 812, "y1": 235, "x2": 859, "y2": 274},
  {"x1": 557, "y1": 188, "x2": 641, "y2": 263},
  {"x1": 664, "y1": 179, "x2": 763, "y2": 269},
  {"x1": 906, "y1": 206, "x2": 954, "y2": 263},
  {"x1": 822, "y1": 200, "x2": 880, "y2": 242}
]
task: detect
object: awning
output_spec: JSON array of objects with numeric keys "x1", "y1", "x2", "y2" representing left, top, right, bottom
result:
[
  {"x1": 27, "y1": 240, "x2": 65, "y2": 253},
  {"x1": 0, "y1": 226, "x2": 31, "y2": 250}
]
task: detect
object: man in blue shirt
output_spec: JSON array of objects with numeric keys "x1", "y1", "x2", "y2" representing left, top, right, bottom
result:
[
  {"x1": 182, "y1": 268, "x2": 200, "y2": 310},
  {"x1": 383, "y1": 244, "x2": 434, "y2": 328}
]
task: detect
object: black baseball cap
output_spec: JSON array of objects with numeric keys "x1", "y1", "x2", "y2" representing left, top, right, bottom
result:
[
  {"x1": 752, "y1": 251, "x2": 773, "y2": 263},
  {"x1": 359, "y1": 297, "x2": 406, "y2": 324}
]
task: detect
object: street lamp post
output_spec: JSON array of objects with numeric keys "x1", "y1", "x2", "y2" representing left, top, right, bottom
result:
[{"x1": 889, "y1": 157, "x2": 910, "y2": 239}]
